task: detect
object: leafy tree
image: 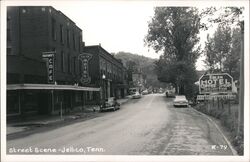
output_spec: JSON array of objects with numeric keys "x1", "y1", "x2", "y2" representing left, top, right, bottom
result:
[
  {"x1": 203, "y1": 25, "x2": 232, "y2": 72},
  {"x1": 224, "y1": 28, "x2": 241, "y2": 80},
  {"x1": 145, "y1": 7, "x2": 200, "y2": 96},
  {"x1": 203, "y1": 34, "x2": 217, "y2": 72}
]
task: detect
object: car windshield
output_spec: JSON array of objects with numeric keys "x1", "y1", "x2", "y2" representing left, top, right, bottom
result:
[{"x1": 175, "y1": 96, "x2": 186, "y2": 100}]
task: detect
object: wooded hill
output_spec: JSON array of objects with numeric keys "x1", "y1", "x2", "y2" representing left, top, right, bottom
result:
[{"x1": 113, "y1": 51, "x2": 167, "y2": 88}]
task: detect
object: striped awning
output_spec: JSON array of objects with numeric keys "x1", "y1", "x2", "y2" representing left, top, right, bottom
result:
[{"x1": 7, "y1": 84, "x2": 100, "y2": 91}]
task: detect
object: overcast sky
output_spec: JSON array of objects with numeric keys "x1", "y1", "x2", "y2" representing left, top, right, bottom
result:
[
  {"x1": 53, "y1": 2, "x2": 212, "y2": 70},
  {"x1": 4, "y1": 1, "x2": 247, "y2": 71}
]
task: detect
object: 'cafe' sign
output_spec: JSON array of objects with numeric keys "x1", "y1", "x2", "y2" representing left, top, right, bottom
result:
[
  {"x1": 42, "y1": 52, "x2": 55, "y2": 84},
  {"x1": 199, "y1": 73, "x2": 233, "y2": 94}
]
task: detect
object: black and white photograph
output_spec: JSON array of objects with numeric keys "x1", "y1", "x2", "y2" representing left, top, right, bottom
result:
[{"x1": 1, "y1": 0, "x2": 249, "y2": 162}]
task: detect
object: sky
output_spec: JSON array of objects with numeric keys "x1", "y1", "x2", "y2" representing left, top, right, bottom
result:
[
  {"x1": 53, "y1": 2, "x2": 211, "y2": 70},
  {"x1": 4, "y1": 0, "x2": 244, "y2": 71}
]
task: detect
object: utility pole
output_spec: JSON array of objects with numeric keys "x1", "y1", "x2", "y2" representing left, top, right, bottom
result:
[{"x1": 238, "y1": 21, "x2": 244, "y2": 136}]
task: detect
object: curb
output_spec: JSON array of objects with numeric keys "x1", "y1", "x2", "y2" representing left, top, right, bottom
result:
[{"x1": 191, "y1": 107, "x2": 238, "y2": 155}]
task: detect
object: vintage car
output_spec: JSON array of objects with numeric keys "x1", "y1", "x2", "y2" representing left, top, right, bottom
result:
[
  {"x1": 141, "y1": 90, "x2": 148, "y2": 95},
  {"x1": 173, "y1": 95, "x2": 189, "y2": 107},
  {"x1": 100, "y1": 97, "x2": 120, "y2": 112},
  {"x1": 132, "y1": 92, "x2": 142, "y2": 99}
]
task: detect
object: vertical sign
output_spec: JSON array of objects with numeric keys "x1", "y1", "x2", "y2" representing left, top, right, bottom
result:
[
  {"x1": 78, "y1": 53, "x2": 92, "y2": 84},
  {"x1": 42, "y1": 51, "x2": 55, "y2": 84}
]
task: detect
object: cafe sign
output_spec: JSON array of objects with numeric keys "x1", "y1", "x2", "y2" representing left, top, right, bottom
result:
[
  {"x1": 42, "y1": 51, "x2": 55, "y2": 84},
  {"x1": 199, "y1": 73, "x2": 233, "y2": 94},
  {"x1": 78, "y1": 53, "x2": 92, "y2": 84}
]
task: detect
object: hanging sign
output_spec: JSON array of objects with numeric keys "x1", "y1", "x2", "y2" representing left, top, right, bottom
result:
[
  {"x1": 42, "y1": 51, "x2": 55, "y2": 84},
  {"x1": 199, "y1": 73, "x2": 233, "y2": 94},
  {"x1": 78, "y1": 53, "x2": 92, "y2": 84}
]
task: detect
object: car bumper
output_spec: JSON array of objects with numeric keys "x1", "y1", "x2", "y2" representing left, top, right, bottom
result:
[{"x1": 173, "y1": 102, "x2": 188, "y2": 106}]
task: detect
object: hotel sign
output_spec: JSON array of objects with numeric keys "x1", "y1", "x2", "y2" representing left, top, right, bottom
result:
[
  {"x1": 79, "y1": 53, "x2": 92, "y2": 84},
  {"x1": 199, "y1": 73, "x2": 233, "y2": 94},
  {"x1": 42, "y1": 52, "x2": 55, "y2": 84}
]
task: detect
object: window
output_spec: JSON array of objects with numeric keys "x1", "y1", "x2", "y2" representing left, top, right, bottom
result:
[
  {"x1": 73, "y1": 32, "x2": 76, "y2": 50},
  {"x1": 51, "y1": 18, "x2": 56, "y2": 41},
  {"x1": 66, "y1": 29, "x2": 70, "y2": 47},
  {"x1": 73, "y1": 57, "x2": 76, "y2": 74},
  {"x1": 79, "y1": 60, "x2": 82, "y2": 74},
  {"x1": 79, "y1": 36, "x2": 81, "y2": 52},
  {"x1": 7, "y1": 28, "x2": 11, "y2": 41},
  {"x1": 68, "y1": 54, "x2": 71, "y2": 73},
  {"x1": 61, "y1": 51, "x2": 65, "y2": 72},
  {"x1": 60, "y1": 24, "x2": 64, "y2": 44}
]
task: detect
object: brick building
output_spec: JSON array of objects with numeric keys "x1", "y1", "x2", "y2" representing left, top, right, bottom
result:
[
  {"x1": 82, "y1": 45, "x2": 129, "y2": 101},
  {"x1": 7, "y1": 6, "x2": 100, "y2": 117}
]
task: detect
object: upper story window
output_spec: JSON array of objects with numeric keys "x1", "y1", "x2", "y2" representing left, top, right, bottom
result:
[
  {"x1": 61, "y1": 51, "x2": 65, "y2": 72},
  {"x1": 60, "y1": 24, "x2": 64, "y2": 44},
  {"x1": 68, "y1": 54, "x2": 71, "y2": 73},
  {"x1": 73, "y1": 32, "x2": 76, "y2": 50},
  {"x1": 78, "y1": 36, "x2": 81, "y2": 52},
  {"x1": 51, "y1": 18, "x2": 56, "y2": 41},
  {"x1": 66, "y1": 29, "x2": 70, "y2": 47}
]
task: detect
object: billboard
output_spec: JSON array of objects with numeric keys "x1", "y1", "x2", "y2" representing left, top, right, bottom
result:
[{"x1": 199, "y1": 73, "x2": 233, "y2": 94}]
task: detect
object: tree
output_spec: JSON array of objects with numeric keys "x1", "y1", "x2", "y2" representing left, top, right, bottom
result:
[
  {"x1": 223, "y1": 28, "x2": 241, "y2": 80},
  {"x1": 213, "y1": 25, "x2": 232, "y2": 71},
  {"x1": 203, "y1": 25, "x2": 232, "y2": 72},
  {"x1": 203, "y1": 34, "x2": 217, "y2": 72},
  {"x1": 145, "y1": 7, "x2": 200, "y2": 97}
]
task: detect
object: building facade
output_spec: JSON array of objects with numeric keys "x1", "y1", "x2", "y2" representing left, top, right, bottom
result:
[
  {"x1": 7, "y1": 6, "x2": 99, "y2": 117},
  {"x1": 82, "y1": 45, "x2": 129, "y2": 102}
]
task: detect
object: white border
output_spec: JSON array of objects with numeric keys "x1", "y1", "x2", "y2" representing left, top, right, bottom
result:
[{"x1": 1, "y1": 0, "x2": 249, "y2": 162}]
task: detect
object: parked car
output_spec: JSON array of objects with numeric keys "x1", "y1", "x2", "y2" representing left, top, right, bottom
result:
[
  {"x1": 100, "y1": 97, "x2": 120, "y2": 111},
  {"x1": 173, "y1": 95, "x2": 188, "y2": 107},
  {"x1": 141, "y1": 90, "x2": 148, "y2": 95},
  {"x1": 132, "y1": 92, "x2": 142, "y2": 99},
  {"x1": 166, "y1": 90, "x2": 175, "y2": 98}
]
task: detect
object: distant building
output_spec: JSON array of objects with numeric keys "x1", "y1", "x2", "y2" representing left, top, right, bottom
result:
[
  {"x1": 82, "y1": 45, "x2": 129, "y2": 100},
  {"x1": 7, "y1": 6, "x2": 99, "y2": 117}
]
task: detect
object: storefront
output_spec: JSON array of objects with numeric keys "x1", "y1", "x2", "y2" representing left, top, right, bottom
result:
[{"x1": 7, "y1": 84, "x2": 100, "y2": 118}]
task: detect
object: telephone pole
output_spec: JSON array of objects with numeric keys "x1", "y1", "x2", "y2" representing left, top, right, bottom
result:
[{"x1": 238, "y1": 21, "x2": 244, "y2": 136}]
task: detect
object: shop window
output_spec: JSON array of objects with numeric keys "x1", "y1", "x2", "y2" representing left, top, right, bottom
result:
[{"x1": 7, "y1": 91, "x2": 20, "y2": 115}]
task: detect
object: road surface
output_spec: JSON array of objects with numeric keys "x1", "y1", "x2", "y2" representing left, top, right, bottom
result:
[{"x1": 7, "y1": 94, "x2": 233, "y2": 155}]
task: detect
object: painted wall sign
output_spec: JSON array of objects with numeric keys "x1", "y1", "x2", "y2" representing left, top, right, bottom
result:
[
  {"x1": 78, "y1": 53, "x2": 92, "y2": 84},
  {"x1": 42, "y1": 51, "x2": 55, "y2": 84},
  {"x1": 199, "y1": 73, "x2": 233, "y2": 94}
]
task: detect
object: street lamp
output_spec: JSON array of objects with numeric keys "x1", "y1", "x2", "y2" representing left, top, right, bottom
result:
[{"x1": 102, "y1": 74, "x2": 106, "y2": 79}]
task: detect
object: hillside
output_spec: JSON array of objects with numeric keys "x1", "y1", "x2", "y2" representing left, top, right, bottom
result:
[{"x1": 113, "y1": 51, "x2": 167, "y2": 88}]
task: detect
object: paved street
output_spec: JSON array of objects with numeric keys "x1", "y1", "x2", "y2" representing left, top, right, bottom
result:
[{"x1": 7, "y1": 94, "x2": 233, "y2": 155}]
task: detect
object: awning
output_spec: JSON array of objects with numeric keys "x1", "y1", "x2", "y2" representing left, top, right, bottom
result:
[{"x1": 7, "y1": 84, "x2": 100, "y2": 91}]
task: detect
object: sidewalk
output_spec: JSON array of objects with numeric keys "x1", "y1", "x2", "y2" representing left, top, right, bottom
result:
[{"x1": 7, "y1": 96, "x2": 131, "y2": 135}]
